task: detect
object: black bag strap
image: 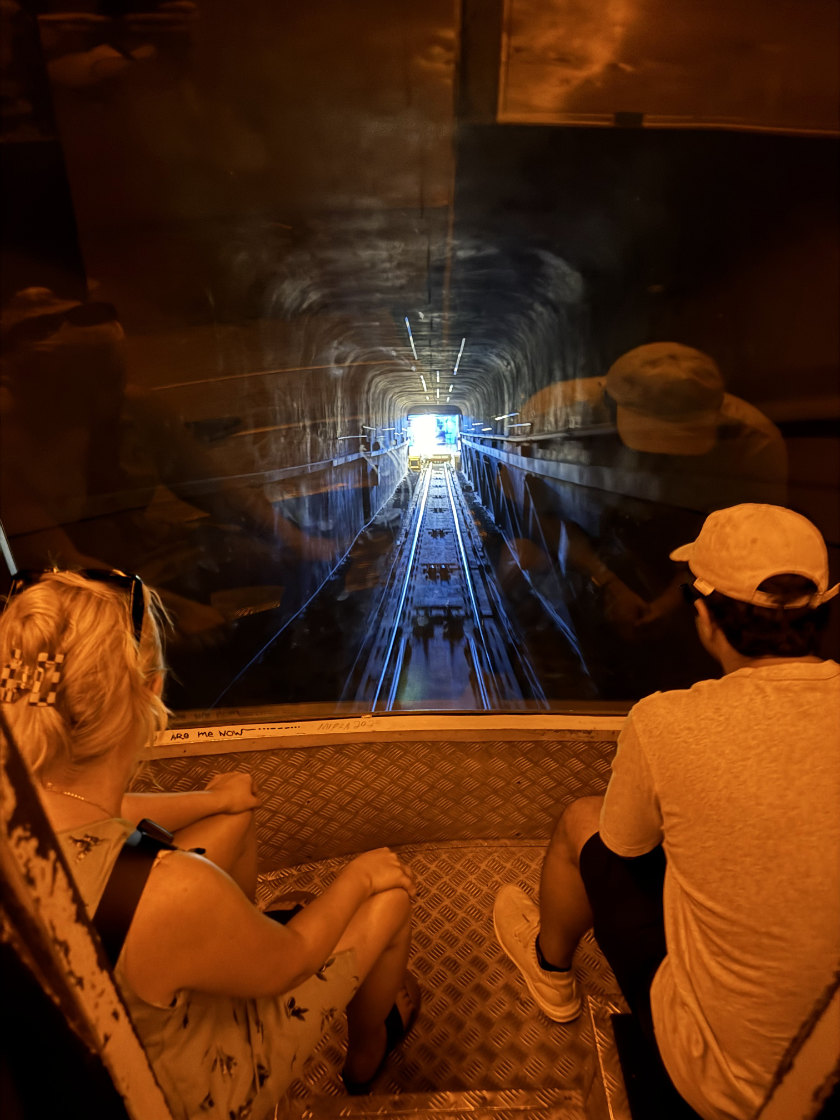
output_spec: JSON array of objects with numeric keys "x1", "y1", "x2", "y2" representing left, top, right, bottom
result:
[{"x1": 92, "y1": 818, "x2": 178, "y2": 969}]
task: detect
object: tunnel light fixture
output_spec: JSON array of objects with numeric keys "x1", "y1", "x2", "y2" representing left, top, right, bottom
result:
[
  {"x1": 436, "y1": 371, "x2": 440, "y2": 382},
  {"x1": 436, "y1": 387, "x2": 440, "y2": 399},
  {"x1": 362, "y1": 425, "x2": 374, "y2": 430},
  {"x1": 420, "y1": 374, "x2": 427, "y2": 392},
  {"x1": 404, "y1": 316, "x2": 418, "y2": 361},
  {"x1": 494, "y1": 412, "x2": 519, "y2": 421},
  {"x1": 452, "y1": 337, "x2": 466, "y2": 376},
  {"x1": 448, "y1": 384, "x2": 454, "y2": 392},
  {"x1": 482, "y1": 426, "x2": 493, "y2": 431},
  {"x1": 509, "y1": 422, "x2": 532, "y2": 429},
  {"x1": 337, "y1": 434, "x2": 363, "y2": 440},
  {"x1": 382, "y1": 427, "x2": 395, "y2": 431}
]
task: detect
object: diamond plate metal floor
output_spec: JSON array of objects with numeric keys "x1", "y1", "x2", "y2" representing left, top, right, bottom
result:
[{"x1": 257, "y1": 841, "x2": 631, "y2": 1120}]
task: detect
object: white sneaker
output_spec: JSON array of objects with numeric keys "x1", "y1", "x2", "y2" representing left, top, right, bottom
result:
[{"x1": 493, "y1": 883, "x2": 581, "y2": 1022}]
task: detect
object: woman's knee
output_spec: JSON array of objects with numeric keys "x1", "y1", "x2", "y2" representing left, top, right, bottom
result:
[
  {"x1": 335, "y1": 886, "x2": 412, "y2": 979},
  {"x1": 174, "y1": 806, "x2": 257, "y2": 866},
  {"x1": 350, "y1": 886, "x2": 412, "y2": 935},
  {"x1": 233, "y1": 807, "x2": 258, "y2": 846},
  {"x1": 373, "y1": 885, "x2": 412, "y2": 938}
]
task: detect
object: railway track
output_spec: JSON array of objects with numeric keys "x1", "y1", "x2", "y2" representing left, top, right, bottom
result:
[{"x1": 343, "y1": 463, "x2": 548, "y2": 711}]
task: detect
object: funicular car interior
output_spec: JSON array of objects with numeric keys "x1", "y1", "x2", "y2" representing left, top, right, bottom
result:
[{"x1": 1, "y1": 2, "x2": 839, "y2": 1119}]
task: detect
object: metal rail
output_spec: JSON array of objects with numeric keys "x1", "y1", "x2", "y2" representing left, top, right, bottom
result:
[
  {"x1": 370, "y1": 466, "x2": 432, "y2": 709},
  {"x1": 353, "y1": 462, "x2": 544, "y2": 712},
  {"x1": 443, "y1": 466, "x2": 491, "y2": 709}
]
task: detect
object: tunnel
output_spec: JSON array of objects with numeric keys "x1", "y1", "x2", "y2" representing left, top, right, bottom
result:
[{"x1": 1, "y1": 3, "x2": 838, "y2": 1119}]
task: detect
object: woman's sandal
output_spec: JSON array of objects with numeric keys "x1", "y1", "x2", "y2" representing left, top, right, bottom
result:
[{"x1": 341, "y1": 972, "x2": 421, "y2": 1096}]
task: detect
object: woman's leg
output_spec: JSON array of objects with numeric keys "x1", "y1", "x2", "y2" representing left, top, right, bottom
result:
[
  {"x1": 333, "y1": 887, "x2": 415, "y2": 1084},
  {"x1": 123, "y1": 774, "x2": 261, "y2": 898},
  {"x1": 174, "y1": 809, "x2": 259, "y2": 899}
]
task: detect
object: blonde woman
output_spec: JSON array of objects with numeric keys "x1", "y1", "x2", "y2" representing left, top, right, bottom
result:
[{"x1": 0, "y1": 569, "x2": 419, "y2": 1118}]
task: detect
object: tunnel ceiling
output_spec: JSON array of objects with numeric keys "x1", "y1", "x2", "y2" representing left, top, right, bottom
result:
[{"x1": 9, "y1": 0, "x2": 840, "y2": 425}]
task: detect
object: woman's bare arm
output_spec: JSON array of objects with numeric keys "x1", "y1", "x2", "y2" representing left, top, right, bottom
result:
[
  {"x1": 121, "y1": 847, "x2": 415, "y2": 1006},
  {"x1": 121, "y1": 772, "x2": 260, "y2": 833}
]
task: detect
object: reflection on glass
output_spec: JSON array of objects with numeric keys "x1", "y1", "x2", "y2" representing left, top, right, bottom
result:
[
  {"x1": 492, "y1": 341, "x2": 791, "y2": 695},
  {"x1": 0, "y1": 2, "x2": 837, "y2": 716}
]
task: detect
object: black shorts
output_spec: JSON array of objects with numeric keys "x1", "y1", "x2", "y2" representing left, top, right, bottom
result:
[
  {"x1": 579, "y1": 832, "x2": 667, "y2": 1045},
  {"x1": 580, "y1": 835, "x2": 703, "y2": 1117}
]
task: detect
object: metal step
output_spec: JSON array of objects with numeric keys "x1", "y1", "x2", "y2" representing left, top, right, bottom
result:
[
  {"x1": 289, "y1": 1087, "x2": 588, "y2": 1119},
  {"x1": 257, "y1": 844, "x2": 631, "y2": 1120}
]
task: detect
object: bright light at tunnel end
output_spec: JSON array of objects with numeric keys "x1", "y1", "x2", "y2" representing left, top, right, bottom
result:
[{"x1": 407, "y1": 413, "x2": 460, "y2": 457}]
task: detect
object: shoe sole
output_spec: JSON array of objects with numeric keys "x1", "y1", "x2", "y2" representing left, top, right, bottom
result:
[{"x1": 492, "y1": 898, "x2": 582, "y2": 1023}]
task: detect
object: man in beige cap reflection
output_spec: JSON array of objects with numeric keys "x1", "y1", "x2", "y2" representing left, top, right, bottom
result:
[
  {"x1": 522, "y1": 341, "x2": 786, "y2": 472},
  {"x1": 606, "y1": 341, "x2": 773, "y2": 458},
  {"x1": 495, "y1": 503, "x2": 839, "y2": 1119},
  {"x1": 516, "y1": 343, "x2": 788, "y2": 674}
]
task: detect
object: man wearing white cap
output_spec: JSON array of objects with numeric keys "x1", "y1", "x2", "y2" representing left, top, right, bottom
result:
[{"x1": 494, "y1": 504, "x2": 839, "y2": 1120}]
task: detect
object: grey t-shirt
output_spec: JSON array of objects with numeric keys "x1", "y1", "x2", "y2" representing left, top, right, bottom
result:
[{"x1": 601, "y1": 660, "x2": 840, "y2": 1120}]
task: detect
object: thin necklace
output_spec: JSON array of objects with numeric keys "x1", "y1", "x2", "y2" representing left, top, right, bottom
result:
[{"x1": 43, "y1": 782, "x2": 116, "y2": 820}]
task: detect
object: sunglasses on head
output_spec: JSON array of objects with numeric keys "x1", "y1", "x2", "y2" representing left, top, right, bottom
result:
[
  {"x1": 3, "y1": 302, "x2": 119, "y2": 350},
  {"x1": 6, "y1": 568, "x2": 145, "y2": 644}
]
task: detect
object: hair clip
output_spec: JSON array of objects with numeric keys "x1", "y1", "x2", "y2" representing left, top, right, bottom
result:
[
  {"x1": 0, "y1": 649, "x2": 24, "y2": 703},
  {"x1": 0, "y1": 649, "x2": 64, "y2": 705}
]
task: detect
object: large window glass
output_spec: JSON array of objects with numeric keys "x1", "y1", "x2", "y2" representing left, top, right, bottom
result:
[{"x1": 1, "y1": 1, "x2": 838, "y2": 717}]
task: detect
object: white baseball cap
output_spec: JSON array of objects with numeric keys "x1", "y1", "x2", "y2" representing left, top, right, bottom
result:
[{"x1": 670, "y1": 504, "x2": 838, "y2": 608}]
